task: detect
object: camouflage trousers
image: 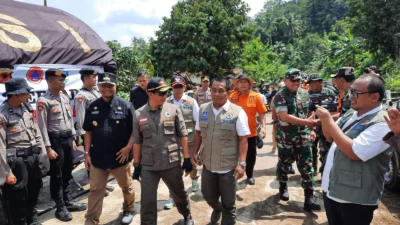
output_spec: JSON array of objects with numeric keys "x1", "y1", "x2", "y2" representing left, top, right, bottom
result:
[{"x1": 276, "y1": 135, "x2": 315, "y2": 190}]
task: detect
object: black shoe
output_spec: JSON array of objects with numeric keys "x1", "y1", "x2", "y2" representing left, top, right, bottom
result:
[
  {"x1": 303, "y1": 190, "x2": 321, "y2": 211},
  {"x1": 104, "y1": 189, "x2": 110, "y2": 197},
  {"x1": 279, "y1": 182, "x2": 289, "y2": 201},
  {"x1": 210, "y1": 210, "x2": 221, "y2": 224},
  {"x1": 121, "y1": 211, "x2": 134, "y2": 225},
  {"x1": 55, "y1": 200, "x2": 73, "y2": 222},
  {"x1": 184, "y1": 216, "x2": 194, "y2": 225},
  {"x1": 288, "y1": 166, "x2": 295, "y2": 174},
  {"x1": 65, "y1": 201, "x2": 87, "y2": 212},
  {"x1": 247, "y1": 177, "x2": 255, "y2": 185},
  {"x1": 106, "y1": 185, "x2": 115, "y2": 192},
  {"x1": 28, "y1": 212, "x2": 42, "y2": 225}
]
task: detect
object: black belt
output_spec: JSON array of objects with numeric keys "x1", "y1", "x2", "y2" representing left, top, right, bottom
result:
[
  {"x1": 7, "y1": 146, "x2": 41, "y2": 159},
  {"x1": 48, "y1": 130, "x2": 73, "y2": 138}
]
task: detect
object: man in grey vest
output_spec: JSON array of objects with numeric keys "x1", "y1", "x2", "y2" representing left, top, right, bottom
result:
[
  {"x1": 164, "y1": 75, "x2": 200, "y2": 209},
  {"x1": 193, "y1": 77, "x2": 250, "y2": 225},
  {"x1": 132, "y1": 77, "x2": 194, "y2": 225},
  {"x1": 317, "y1": 74, "x2": 391, "y2": 225}
]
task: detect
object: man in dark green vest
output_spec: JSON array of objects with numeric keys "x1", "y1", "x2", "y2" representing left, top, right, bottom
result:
[{"x1": 317, "y1": 74, "x2": 391, "y2": 225}]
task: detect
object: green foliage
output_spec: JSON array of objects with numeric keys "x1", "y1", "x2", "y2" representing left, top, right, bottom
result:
[
  {"x1": 238, "y1": 37, "x2": 287, "y2": 82},
  {"x1": 150, "y1": 0, "x2": 254, "y2": 76},
  {"x1": 106, "y1": 39, "x2": 154, "y2": 94}
]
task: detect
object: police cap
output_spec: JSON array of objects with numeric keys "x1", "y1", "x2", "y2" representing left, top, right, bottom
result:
[
  {"x1": 171, "y1": 76, "x2": 186, "y2": 87},
  {"x1": 45, "y1": 68, "x2": 67, "y2": 79},
  {"x1": 79, "y1": 68, "x2": 99, "y2": 76}
]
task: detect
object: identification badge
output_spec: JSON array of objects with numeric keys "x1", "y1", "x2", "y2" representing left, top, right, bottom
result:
[{"x1": 91, "y1": 111, "x2": 99, "y2": 115}]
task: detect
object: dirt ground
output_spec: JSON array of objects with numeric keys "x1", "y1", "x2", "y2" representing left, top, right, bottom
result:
[{"x1": 2, "y1": 114, "x2": 399, "y2": 225}]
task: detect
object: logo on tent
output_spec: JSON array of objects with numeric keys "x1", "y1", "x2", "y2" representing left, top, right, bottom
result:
[
  {"x1": 0, "y1": 70, "x2": 12, "y2": 84},
  {"x1": 26, "y1": 67, "x2": 44, "y2": 83}
]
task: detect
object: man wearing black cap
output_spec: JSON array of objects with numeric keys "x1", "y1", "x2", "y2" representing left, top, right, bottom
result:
[
  {"x1": 37, "y1": 68, "x2": 86, "y2": 221},
  {"x1": 0, "y1": 78, "x2": 50, "y2": 225},
  {"x1": 330, "y1": 67, "x2": 356, "y2": 117},
  {"x1": 130, "y1": 71, "x2": 149, "y2": 109},
  {"x1": 194, "y1": 75, "x2": 212, "y2": 105},
  {"x1": 164, "y1": 75, "x2": 200, "y2": 209},
  {"x1": 306, "y1": 74, "x2": 337, "y2": 175},
  {"x1": 132, "y1": 77, "x2": 194, "y2": 225},
  {"x1": 83, "y1": 73, "x2": 136, "y2": 225},
  {"x1": 274, "y1": 68, "x2": 320, "y2": 211},
  {"x1": 74, "y1": 68, "x2": 114, "y2": 196}
]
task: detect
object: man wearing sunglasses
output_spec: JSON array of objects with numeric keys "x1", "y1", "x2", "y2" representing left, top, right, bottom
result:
[
  {"x1": 317, "y1": 74, "x2": 391, "y2": 225},
  {"x1": 132, "y1": 77, "x2": 194, "y2": 225},
  {"x1": 273, "y1": 68, "x2": 320, "y2": 211},
  {"x1": 330, "y1": 67, "x2": 356, "y2": 117}
]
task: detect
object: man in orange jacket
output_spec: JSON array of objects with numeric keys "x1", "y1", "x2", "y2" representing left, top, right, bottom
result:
[{"x1": 229, "y1": 74, "x2": 267, "y2": 185}]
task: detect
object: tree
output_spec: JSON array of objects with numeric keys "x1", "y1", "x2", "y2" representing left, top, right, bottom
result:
[
  {"x1": 348, "y1": 0, "x2": 400, "y2": 61},
  {"x1": 150, "y1": 0, "x2": 254, "y2": 76}
]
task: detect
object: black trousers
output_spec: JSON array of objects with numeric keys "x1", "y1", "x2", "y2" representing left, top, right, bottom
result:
[
  {"x1": 246, "y1": 137, "x2": 257, "y2": 178},
  {"x1": 323, "y1": 192, "x2": 377, "y2": 225},
  {"x1": 2, "y1": 155, "x2": 43, "y2": 225},
  {"x1": 49, "y1": 136, "x2": 73, "y2": 202},
  {"x1": 201, "y1": 167, "x2": 237, "y2": 225}
]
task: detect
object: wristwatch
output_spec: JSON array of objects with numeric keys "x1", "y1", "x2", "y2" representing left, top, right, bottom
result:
[
  {"x1": 83, "y1": 151, "x2": 89, "y2": 156},
  {"x1": 133, "y1": 162, "x2": 140, "y2": 167},
  {"x1": 239, "y1": 161, "x2": 246, "y2": 167}
]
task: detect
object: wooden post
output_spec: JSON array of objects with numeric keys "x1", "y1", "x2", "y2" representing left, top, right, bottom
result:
[{"x1": 44, "y1": 0, "x2": 47, "y2": 6}]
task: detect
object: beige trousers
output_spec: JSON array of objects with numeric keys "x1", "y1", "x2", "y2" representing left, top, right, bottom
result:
[{"x1": 84, "y1": 163, "x2": 135, "y2": 225}]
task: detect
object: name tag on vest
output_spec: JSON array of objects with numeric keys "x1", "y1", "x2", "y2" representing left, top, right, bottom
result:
[{"x1": 91, "y1": 111, "x2": 99, "y2": 115}]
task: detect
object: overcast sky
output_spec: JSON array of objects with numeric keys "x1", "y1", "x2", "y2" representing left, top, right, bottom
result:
[{"x1": 16, "y1": 0, "x2": 266, "y2": 46}]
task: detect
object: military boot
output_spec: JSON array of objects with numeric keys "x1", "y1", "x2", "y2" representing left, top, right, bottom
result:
[
  {"x1": 28, "y1": 208, "x2": 41, "y2": 225},
  {"x1": 279, "y1": 182, "x2": 289, "y2": 201},
  {"x1": 303, "y1": 189, "x2": 321, "y2": 211},
  {"x1": 55, "y1": 200, "x2": 73, "y2": 222}
]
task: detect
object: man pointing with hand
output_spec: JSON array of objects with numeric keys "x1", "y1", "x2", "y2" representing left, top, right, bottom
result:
[{"x1": 193, "y1": 77, "x2": 250, "y2": 225}]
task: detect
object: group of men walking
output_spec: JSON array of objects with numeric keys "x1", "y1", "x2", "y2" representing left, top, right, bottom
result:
[{"x1": 0, "y1": 65, "x2": 398, "y2": 225}]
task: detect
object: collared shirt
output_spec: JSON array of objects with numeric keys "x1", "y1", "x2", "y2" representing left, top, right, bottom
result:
[
  {"x1": 74, "y1": 87, "x2": 101, "y2": 136},
  {"x1": 83, "y1": 95, "x2": 134, "y2": 170},
  {"x1": 130, "y1": 86, "x2": 149, "y2": 110},
  {"x1": 195, "y1": 100, "x2": 250, "y2": 136},
  {"x1": 322, "y1": 105, "x2": 390, "y2": 205},
  {"x1": 229, "y1": 90, "x2": 267, "y2": 137},
  {"x1": 37, "y1": 90, "x2": 75, "y2": 146},
  {"x1": 170, "y1": 94, "x2": 200, "y2": 122},
  {"x1": 195, "y1": 100, "x2": 250, "y2": 173}
]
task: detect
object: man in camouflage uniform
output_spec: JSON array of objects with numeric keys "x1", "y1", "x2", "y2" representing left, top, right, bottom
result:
[
  {"x1": 193, "y1": 75, "x2": 211, "y2": 106},
  {"x1": 331, "y1": 67, "x2": 355, "y2": 117},
  {"x1": 273, "y1": 68, "x2": 321, "y2": 211},
  {"x1": 74, "y1": 68, "x2": 114, "y2": 196},
  {"x1": 306, "y1": 74, "x2": 337, "y2": 175},
  {"x1": 37, "y1": 68, "x2": 87, "y2": 221}
]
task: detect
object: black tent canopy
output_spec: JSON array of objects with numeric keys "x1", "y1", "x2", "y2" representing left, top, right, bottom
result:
[{"x1": 0, "y1": 0, "x2": 116, "y2": 73}]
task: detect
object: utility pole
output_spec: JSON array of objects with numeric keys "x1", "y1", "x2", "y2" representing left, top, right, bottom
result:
[{"x1": 44, "y1": 0, "x2": 47, "y2": 6}]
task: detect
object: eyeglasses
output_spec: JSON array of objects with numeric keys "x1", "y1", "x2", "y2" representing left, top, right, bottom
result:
[
  {"x1": 156, "y1": 91, "x2": 168, "y2": 96},
  {"x1": 350, "y1": 90, "x2": 374, "y2": 98},
  {"x1": 172, "y1": 85, "x2": 184, "y2": 89}
]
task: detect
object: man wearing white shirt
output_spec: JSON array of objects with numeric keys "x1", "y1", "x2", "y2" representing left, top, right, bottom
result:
[
  {"x1": 316, "y1": 74, "x2": 392, "y2": 225},
  {"x1": 165, "y1": 76, "x2": 200, "y2": 210},
  {"x1": 193, "y1": 77, "x2": 250, "y2": 225}
]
